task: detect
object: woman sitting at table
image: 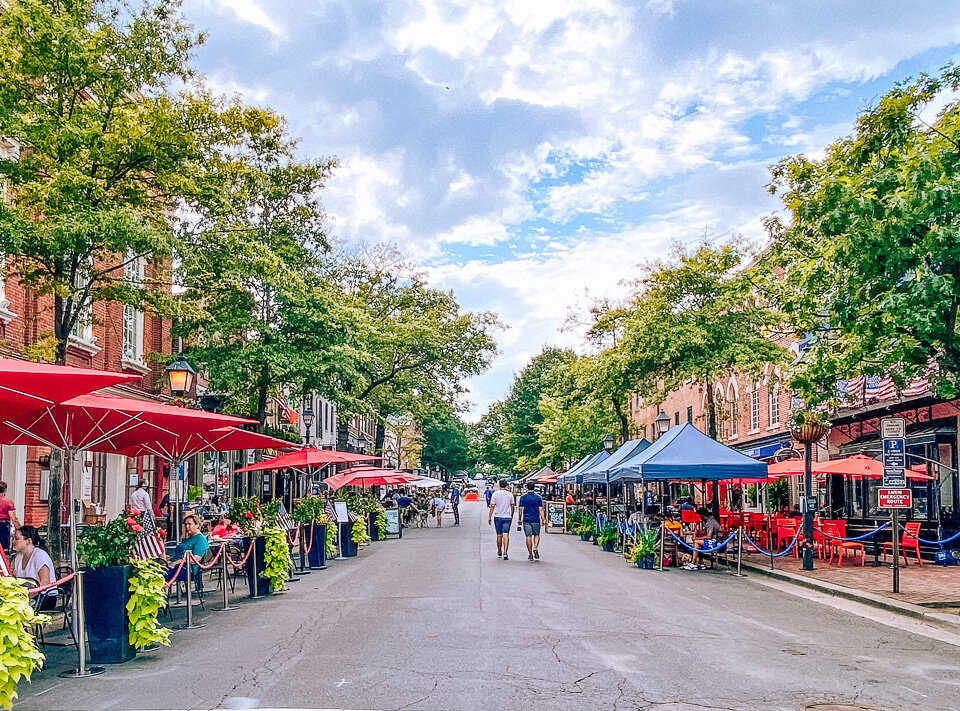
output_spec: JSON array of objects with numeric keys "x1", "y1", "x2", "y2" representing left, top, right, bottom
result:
[
  {"x1": 166, "y1": 514, "x2": 209, "y2": 582},
  {"x1": 210, "y1": 514, "x2": 240, "y2": 539},
  {"x1": 11, "y1": 525, "x2": 57, "y2": 608}
]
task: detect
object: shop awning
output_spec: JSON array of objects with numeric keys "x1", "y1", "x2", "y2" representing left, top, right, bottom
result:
[
  {"x1": 838, "y1": 422, "x2": 958, "y2": 455},
  {"x1": 324, "y1": 467, "x2": 418, "y2": 490},
  {"x1": 609, "y1": 423, "x2": 768, "y2": 482},
  {"x1": 739, "y1": 438, "x2": 792, "y2": 460}
]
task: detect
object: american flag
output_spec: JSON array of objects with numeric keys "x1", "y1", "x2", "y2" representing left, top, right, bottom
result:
[
  {"x1": 902, "y1": 374, "x2": 931, "y2": 397},
  {"x1": 845, "y1": 375, "x2": 865, "y2": 406},
  {"x1": 276, "y1": 501, "x2": 295, "y2": 531},
  {"x1": 864, "y1": 375, "x2": 880, "y2": 403},
  {"x1": 273, "y1": 395, "x2": 300, "y2": 425},
  {"x1": 131, "y1": 510, "x2": 165, "y2": 561},
  {"x1": 876, "y1": 375, "x2": 897, "y2": 400}
]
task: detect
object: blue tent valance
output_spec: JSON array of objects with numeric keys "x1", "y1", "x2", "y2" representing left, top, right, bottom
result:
[
  {"x1": 608, "y1": 424, "x2": 768, "y2": 482},
  {"x1": 557, "y1": 450, "x2": 610, "y2": 485}
]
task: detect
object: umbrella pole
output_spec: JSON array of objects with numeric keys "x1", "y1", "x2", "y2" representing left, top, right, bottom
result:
[{"x1": 59, "y1": 446, "x2": 105, "y2": 678}]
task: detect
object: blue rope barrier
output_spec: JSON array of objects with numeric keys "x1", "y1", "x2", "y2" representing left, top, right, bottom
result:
[
  {"x1": 667, "y1": 530, "x2": 737, "y2": 554},
  {"x1": 896, "y1": 526, "x2": 960, "y2": 546},
  {"x1": 742, "y1": 527, "x2": 802, "y2": 558},
  {"x1": 814, "y1": 522, "x2": 889, "y2": 542}
]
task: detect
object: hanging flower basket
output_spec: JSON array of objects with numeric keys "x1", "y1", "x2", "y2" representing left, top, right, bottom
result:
[{"x1": 788, "y1": 409, "x2": 829, "y2": 444}]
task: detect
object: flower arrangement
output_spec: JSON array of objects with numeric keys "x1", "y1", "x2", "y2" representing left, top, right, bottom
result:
[
  {"x1": 76, "y1": 511, "x2": 142, "y2": 568},
  {"x1": 0, "y1": 577, "x2": 49, "y2": 710},
  {"x1": 127, "y1": 558, "x2": 170, "y2": 649},
  {"x1": 351, "y1": 518, "x2": 371, "y2": 545},
  {"x1": 228, "y1": 496, "x2": 265, "y2": 536},
  {"x1": 787, "y1": 408, "x2": 829, "y2": 429}
]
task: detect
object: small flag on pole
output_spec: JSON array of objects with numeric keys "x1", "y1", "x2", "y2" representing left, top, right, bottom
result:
[{"x1": 131, "y1": 509, "x2": 165, "y2": 560}]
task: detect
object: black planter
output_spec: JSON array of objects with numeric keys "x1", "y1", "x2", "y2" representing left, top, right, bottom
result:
[
  {"x1": 579, "y1": 533, "x2": 591, "y2": 541},
  {"x1": 601, "y1": 541, "x2": 615, "y2": 552},
  {"x1": 367, "y1": 512, "x2": 381, "y2": 542},
  {"x1": 243, "y1": 536, "x2": 271, "y2": 596},
  {"x1": 83, "y1": 564, "x2": 136, "y2": 664},
  {"x1": 338, "y1": 522, "x2": 358, "y2": 557},
  {"x1": 307, "y1": 523, "x2": 327, "y2": 568}
]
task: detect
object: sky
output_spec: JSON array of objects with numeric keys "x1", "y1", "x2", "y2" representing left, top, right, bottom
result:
[{"x1": 180, "y1": 0, "x2": 960, "y2": 421}]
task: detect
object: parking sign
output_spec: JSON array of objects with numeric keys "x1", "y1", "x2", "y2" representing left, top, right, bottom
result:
[{"x1": 882, "y1": 438, "x2": 905, "y2": 468}]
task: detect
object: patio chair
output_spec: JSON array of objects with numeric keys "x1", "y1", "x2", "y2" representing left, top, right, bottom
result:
[
  {"x1": 54, "y1": 565, "x2": 74, "y2": 630},
  {"x1": 882, "y1": 521, "x2": 923, "y2": 566},
  {"x1": 824, "y1": 522, "x2": 863, "y2": 567},
  {"x1": 775, "y1": 519, "x2": 798, "y2": 556}
]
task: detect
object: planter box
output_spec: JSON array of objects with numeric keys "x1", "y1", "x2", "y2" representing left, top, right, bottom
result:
[
  {"x1": 338, "y1": 522, "x2": 358, "y2": 557},
  {"x1": 307, "y1": 523, "x2": 327, "y2": 569},
  {"x1": 367, "y1": 512, "x2": 381, "y2": 542},
  {"x1": 579, "y1": 533, "x2": 591, "y2": 541},
  {"x1": 83, "y1": 564, "x2": 136, "y2": 664},
  {"x1": 636, "y1": 555, "x2": 656, "y2": 569},
  {"x1": 600, "y1": 541, "x2": 615, "y2": 552},
  {"x1": 243, "y1": 536, "x2": 271, "y2": 597}
]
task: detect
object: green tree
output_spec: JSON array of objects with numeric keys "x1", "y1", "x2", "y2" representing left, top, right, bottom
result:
[
  {"x1": 620, "y1": 241, "x2": 786, "y2": 439},
  {"x1": 764, "y1": 66, "x2": 960, "y2": 405},
  {"x1": 420, "y1": 405, "x2": 471, "y2": 476},
  {"x1": 176, "y1": 115, "x2": 338, "y2": 428},
  {"x1": 471, "y1": 401, "x2": 513, "y2": 474}
]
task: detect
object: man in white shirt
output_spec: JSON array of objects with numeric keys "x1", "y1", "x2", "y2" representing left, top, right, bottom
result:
[
  {"x1": 429, "y1": 495, "x2": 446, "y2": 527},
  {"x1": 488, "y1": 479, "x2": 516, "y2": 560},
  {"x1": 130, "y1": 480, "x2": 153, "y2": 516}
]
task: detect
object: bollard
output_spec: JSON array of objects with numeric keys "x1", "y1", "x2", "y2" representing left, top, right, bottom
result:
[
  {"x1": 59, "y1": 569, "x2": 106, "y2": 678},
  {"x1": 250, "y1": 539, "x2": 262, "y2": 599},
  {"x1": 176, "y1": 555, "x2": 205, "y2": 630},
  {"x1": 286, "y1": 534, "x2": 300, "y2": 583},
  {"x1": 218, "y1": 543, "x2": 237, "y2": 611},
  {"x1": 298, "y1": 524, "x2": 311, "y2": 574},
  {"x1": 732, "y1": 527, "x2": 745, "y2": 577},
  {"x1": 657, "y1": 522, "x2": 665, "y2": 571}
]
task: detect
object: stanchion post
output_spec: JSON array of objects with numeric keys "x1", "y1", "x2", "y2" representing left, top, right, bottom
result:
[
  {"x1": 177, "y1": 554, "x2": 205, "y2": 630},
  {"x1": 250, "y1": 539, "x2": 261, "y2": 599},
  {"x1": 219, "y1": 543, "x2": 236, "y2": 611},
  {"x1": 734, "y1": 527, "x2": 744, "y2": 577},
  {"x1": 58, "y1": 567, "x2": 106, "y2": 678},
  {"x1": 658, "y1": 522, "x2": 665, "y2": 571}
]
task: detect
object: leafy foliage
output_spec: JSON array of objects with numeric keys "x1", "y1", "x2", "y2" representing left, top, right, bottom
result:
[
  {"x1": 764, "y1": 65, "x2": 960, "y2": 405},
  {"x1": 351, "y1": 518, "x2": 371, "y2": 545},
  {"x1": 127, "y1": 558, "x2": 170, "y2": 649},
  {"x1": 375, "y1": 509, "x2": 388, "y2": 538},
  {"x1": 291, "y1": 495, "x2": 327, "y2": 524},
  {"x1": 227, "y1": 497, "x2": 264, "y2": 536},
  {"x1": 596, "y1": 522, "x2": 619, "y2": 547},
  {"x1": 0, "y1": 577, "x2": 49, "y2": 710},
  {"x1": 76, "y1": 515, "x2": 139, "y2": 569},
  {"x1": 630, "y1": 529, "x2": 659, "y2": 561},
  {"x1": 260, "y1": 525, "x2": 290, "y2": 592},
  {"x1": 420, "y1": 405, "x2": 471, "y2": 474}
]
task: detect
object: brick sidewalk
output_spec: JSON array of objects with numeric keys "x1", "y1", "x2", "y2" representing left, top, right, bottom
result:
[{"x1": 742, "y1": 550, "x2": 960, "y2": 606}]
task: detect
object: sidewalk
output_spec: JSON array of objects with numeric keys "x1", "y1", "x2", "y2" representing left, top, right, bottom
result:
[{"x1": 740, "y1": 550, "x2": 960, "y2": 625}]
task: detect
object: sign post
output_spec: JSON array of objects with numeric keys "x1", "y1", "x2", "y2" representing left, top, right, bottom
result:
[
  {"x1": 879, "y1": 488, "x2": 911, "y2": 594},
  {"x1": 880, "y1": 418, "x2": 908, "y2": 594}
]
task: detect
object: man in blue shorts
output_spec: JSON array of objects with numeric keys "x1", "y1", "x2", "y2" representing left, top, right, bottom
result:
[
  {"x1": 488, "y1": 479, "x2": 515, "y2": 560},
  {"x1": 518, "y1": 482, "x2": 546, "y2": 561}
]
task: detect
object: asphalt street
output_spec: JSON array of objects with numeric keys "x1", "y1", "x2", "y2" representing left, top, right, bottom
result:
[{"x1": 17, "y1": 501, "x2": 960, "y2": 711}]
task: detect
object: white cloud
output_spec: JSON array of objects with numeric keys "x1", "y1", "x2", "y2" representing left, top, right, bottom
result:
[{"x1": 213, "y1": 0, "x2": 284, "y2": 37}]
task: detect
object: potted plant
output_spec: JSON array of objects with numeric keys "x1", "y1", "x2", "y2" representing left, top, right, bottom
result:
[
  {"x1": 292, "y1": 495, "x2": 330, "y2": 569},
  {"x1": 0, "y1": 577, "x2": 49, "y2": 710},
  {"x1": 788, "y1": 408, "x2": 830, "y2": 444},
  {"x1": 629, "y1": 529, "x2": 659, "y2": 569},
  {"x1": 127, "y1": 558, "x2": 170, "y2": 650},
  {"x1": 374, "y1": 508, "x2": 388, "y2": 540},
  {"x1": 76, "y1": 512, "x2": 141, "y2": 663},
  {"x1": 228, "y1": 497, "x2": 271, "y2": 596},
  {"x1": 597, "y1": 522, "x2": 619, "y2": 552},
  {"x1": 575, "y1": 519, "x2": 595, "y2": 542}
]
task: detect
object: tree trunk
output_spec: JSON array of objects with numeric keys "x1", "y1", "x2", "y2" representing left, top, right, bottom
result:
[
  {"x1": 375, "y1": 420, "x2": 386, "y2": 455},
  {"x1": 255, "y1": 364, "x2": 269, "y2": 433},
  {"x1": 705, "y1": 377, "x2": 718, "y2": 440},
  {"x1": 612, "y1": 396, "x2": 629, "y2": 443},
  {"x1": 53, "y1": 294, "x2": 68, "y2": 365},
  {"x1": 47, "y1": 448, "x2": 63, "y2": 567}
]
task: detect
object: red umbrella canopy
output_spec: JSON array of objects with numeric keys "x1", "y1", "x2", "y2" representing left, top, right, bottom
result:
[
  {"x1": 0, "y1": 393, "x2": 255, "y2": 452},
  {"x1": 767, "y1": 458, "x2": 805, "y2": 477},
  {"x1": 0, "y1": 358, "x2": 142, "y2": 409},
  {"x1": 115, "y1": 426, "x2": 296, "y2": 460},
  {"x1": 324, "y1": 467, "x2": 418, "y2": 490},
  {"x1": 772, "y1": 454, "x2": 935, "y2": 481},
  {"x1": 234, "y1": 446, "x2": 382, "y2": 473}
]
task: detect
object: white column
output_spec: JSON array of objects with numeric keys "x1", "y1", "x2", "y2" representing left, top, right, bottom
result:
[
  {"x1": 1, "y1": 445, "x2": 27, "y2": 522},
  {"x1": 104, "y1": 454, "x2": 127, "y2": 519}
]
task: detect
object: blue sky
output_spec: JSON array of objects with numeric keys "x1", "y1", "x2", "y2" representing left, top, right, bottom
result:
[{"x1": 181, "y1": 0, "x2": 960, "y2": 420}]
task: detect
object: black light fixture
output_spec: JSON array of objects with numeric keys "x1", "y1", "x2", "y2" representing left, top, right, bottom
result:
[
  {"x1": 654, "y1": 410, "x2": 671, "y2": 438},
  {"x1": 166, "y1": 353, "x2": 196, "y2": 398},
  {"x1": 302, "y1": 407, "x2": 314, "y2": 430},
  {"x1": 603, "y1": 434, "x2": 615, "y2": 451}
]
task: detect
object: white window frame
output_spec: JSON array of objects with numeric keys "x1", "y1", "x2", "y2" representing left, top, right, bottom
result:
[
  {"x1": 120, "y1": 255, "x2": 149, "y2": 371},
  {"x1": 749, "y1": 387, "x2": 760, "y2": 432},
  {"x1": 730, "y1": 400, "x2": 738, "y2": 437},
  {"x1": 768, "y1": 384, "x2": 780, "y2": 427}
]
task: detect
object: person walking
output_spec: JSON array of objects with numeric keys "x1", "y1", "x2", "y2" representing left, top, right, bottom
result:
[
  {"x1": 518, "y1": 482, "x2": 546, "y2": 561},
  {"x1": 488, "y1": 479, "x2": 515, "y2": 559},
  {"x1": 130, "y1": 479, "x2": 152, "y2": 516},
  {"x1": 484, "y1": 485, "x2": 494, "y2": 508},
  {"x1": 0, "y1": 481, "x2": 21, "y2": 551},
  {"x1": 450, "y1": 483, "x2": 461, "y2": 526}
]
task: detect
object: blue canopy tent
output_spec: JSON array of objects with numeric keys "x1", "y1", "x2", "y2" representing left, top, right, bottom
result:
[
  {"x1": 608, "y1": 424, "x2": 767, "y2": 482},
  {"x1": 557, "y1": 450, "x2": 610, "y2": 485},
  {"x1": 580, "y1": 438, "x2": 652, "y2": 484}
]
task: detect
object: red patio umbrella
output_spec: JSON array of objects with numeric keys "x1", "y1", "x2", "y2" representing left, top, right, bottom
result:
[
  {"x1": 0, "y1": 357, "x2": 142, "y2": 410},
  {"x1": 767, "y1": 458, "x2": 805, "y2": 477},
  {"x1": 233, "y1": 446, "x2": 382, "y2": 473},
  {"x1": 324, "y1": 467, "x2": 418, "y2": 490}
]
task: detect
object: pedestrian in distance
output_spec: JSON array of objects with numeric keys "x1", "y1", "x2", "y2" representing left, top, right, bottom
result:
[
  {"x1": 130, "y1": 479, "x2": 152, "y2": 517},
  {"x1": 484, "y1": 484, "x2": 494, "y2": 507},
  {"x1": 450, "y1": 483, "x2": 461, "y2": 526},
  {"x1": 430, "y1": 495, "x2": 446, "y2": 527},
  {"x1": 0, "y1": 480, "x2": 21, "y2": 551},
  {"x1": 518, "y1": 482, "x2": 546, "y2": 561},
  {"x1": 488, "y1": 479, "x2": 515, "y2": 559}
]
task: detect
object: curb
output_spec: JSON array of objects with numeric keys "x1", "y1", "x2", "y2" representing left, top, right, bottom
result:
[{"x1": 740, "y1": 559, "x2": 960, "y2": 631}]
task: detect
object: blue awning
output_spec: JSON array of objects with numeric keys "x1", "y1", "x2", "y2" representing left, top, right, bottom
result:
[
  {"x1": 581, "y1": 438, "x2": 652, "y2": 484},
  {"x1": 557, "y1": 450, "x2": 610, "y2": 485},
  {"x1": 740, "y1": 439, "x2": 791, "y2": 460}
]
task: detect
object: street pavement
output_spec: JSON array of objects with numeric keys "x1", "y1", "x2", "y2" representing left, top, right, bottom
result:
[{"x1": 17, "y1": 501, "x2": 960, "y2": 711}]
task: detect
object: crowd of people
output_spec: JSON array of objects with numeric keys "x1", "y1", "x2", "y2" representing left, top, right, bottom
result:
[{"x1": 381, "y1": 483, "x2": 462, "y2": 528}]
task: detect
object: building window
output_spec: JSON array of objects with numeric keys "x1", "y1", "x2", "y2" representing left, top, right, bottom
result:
[
  {"x1": 686, "y1": 406, "x2": 693, "y2": 424},
  {"x1": 674, "y1": 411, "x2": 680, "y2": 426},
  {"x1": 91, "y1": 452, "x2": 107, "y2": 507},
  {"x1": 750, "y1": 389, "x2": 760, "y2": 431},
  {"x1": 122, "y1": 256, "x2": 145, "y2": 364},
  {"x1": 768, "y1": 384, "x2": 780, "y2": 426},
  {"x1": 730, "y1": 401, "x2": 738, "y2": 437}
]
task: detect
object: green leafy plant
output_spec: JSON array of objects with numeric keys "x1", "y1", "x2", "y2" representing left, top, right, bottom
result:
[
  {"x1": 76, "y1": 514, "x2": 141, "y2": 568},
  {"x1": 351, "y1": 518, "x2": 371, "y2": 545},
  {"x1": 335, "y1": 490, "x2": 379, "y2": 516},
  {"x1": 597, "y1": 522, "x2": 619, "y2": 547},
  {"x1": 325, "y1": 519, "x2": 337, "y2": 558},
  {"x1": 747, "y1": 484, "x2": 758, "y2": 507},
  {"x1": 574, "y1": 519, "x2": 595, "y2": 537},
  {"x1": 228, "y1": 497, "x2": 264, "y2": 536},
  {"x1": 375, "y1": 509, "x2": 388, "y2": 537},
  {"x1": 0, "y1": 577, "x2": 50, "y2": 710},
  {"x1": 291, "y1": 495, "x2": 327, "y2": 524},
  {"x1": 187, "y1": 485, "x2": 204, "y2": 502},
  {"x1": 127, "y1": 558, "x2": 170, "y2": 649},
  {"x1": 629, "y1": 529, "x2": 659, "y2": 562},
  {"x1": 261, "y1": 524, "x2": 291, "y2": 592},
  {"x1": 787, "y1": 408, "x2": 829, "y2": 429},
  {"x1": 766, "y1": 479, "x2": 790, "y2": 513}
]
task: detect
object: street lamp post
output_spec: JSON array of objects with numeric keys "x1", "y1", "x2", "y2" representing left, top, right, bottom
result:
[
  {"x1": 603, "y1": 434, "x2": 615, "y2": 520},
  {"x1": 302, "y1": 406, "x2": 314, "y2": 446},
  {"x1": 654, "y1": 410, "x2": 671, "y2": 440},
  {"x1": 791, "y1": 419, "x2": 829, "y2": 572},
  {"x1": 165, "y1": 353, "x2": 197, "y2": 544}
]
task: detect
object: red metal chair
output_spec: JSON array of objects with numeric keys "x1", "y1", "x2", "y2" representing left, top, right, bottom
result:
[
  {"x1": 882, "y1": 521, "x2": 923, "y2": 566},
  {"x1": 775, "y1": 519, "x2": 798, "y2": 556},
  {"x1": 825, "y1": 522, "x2": 863, "y2": 566}
]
